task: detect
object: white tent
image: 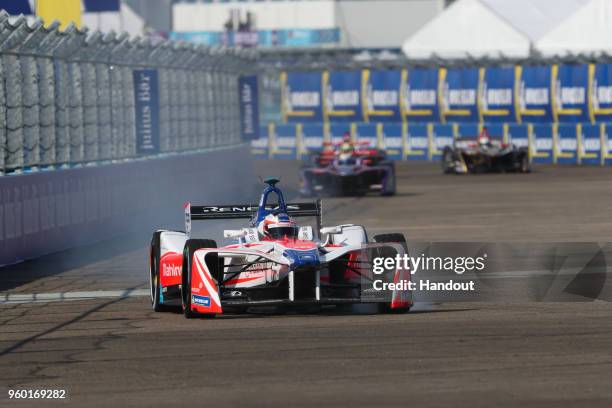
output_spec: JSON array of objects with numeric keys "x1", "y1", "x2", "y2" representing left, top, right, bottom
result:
[
  {"x1": 536, "y1": 0, "x2": 612, "y2": 56},
  {"x1": 401, "y1": 0, "x2": 585, "y2": 59}
]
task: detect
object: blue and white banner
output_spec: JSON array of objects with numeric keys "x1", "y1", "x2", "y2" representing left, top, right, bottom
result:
[
  {"x1": 480, "y1": 67, "x2": 517, "y2": 123},
  {"x1": 530, "y1": 124, "x2": 553, "y2": 164},
  {"x1": 518, "y1": 65, "x2": 554, "y2": 123},
  {"x1": 271, "y1": 124, "x2": 297, "y2": 158},
  {"x1": 591, "y1": 64, "x2": 612, "y2": 122},
  {"x1": 251, "y1": 125, "x2": 269, "y2": 158},
  {"x1": 580, "y1": 124, "x2": 601, "y2": 165},
  {"x1": 431, "y1": 124, "x2": 454, "y2": 159},
  {"x1": 83, "y1": 0, "x2": 120, "y2": 12},
  {"x1": 406, "y1": 123, "x2": 429, "y2": 160},
  {"x1": 133, "y1": 69, "x2": 160, "y2": 155},
  {"x1": 330, "y1": 123, "x2": 352, "y2": 144},
  {"x1": 402, "y1": 68, "x2": 439, "y2": 123},
  {"x1": 508, "y1": 124, "x2": 529, "y2": 148},
  {"x1": 301, "y1": 124, "x2": 325, "y2": 153},
  {"x1": 281, "y1": 72, "x2": 323, "y2": 123},
  {"x1": 554, "y1": 64, "x2": 590, "y2": 123},
  {"x1": 0, "y1": 0, "x2": 33, "y2": 14},
  {"x1": 324, "y1": 71, "x2": 362, "y2": 122},
  {"x1": 440, "y1": 68, "x2": 479, "y2": 123},
  {"x1": 382, "y1": 123, "x2": 403, "y2": 160},
  {"x1": 238, "y1": 76, "x2": 260, "y2": 140},
  {"x1": 363, "y1": 70, "x2": 401, "y2": 122},
  {"x1": 355, "y1": 123, "x2": 378, "y2": 147},
  {"x1": 555, "y1": 123, "x2": 578, "y2": 164}
]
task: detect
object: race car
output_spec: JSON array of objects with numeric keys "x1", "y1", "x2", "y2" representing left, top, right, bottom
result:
[
  {"x1": 300, "y1": 134, "x2": 396, "y2": 196},
  {"x1": 441, "y1": 128, "x2": 530, "y2": 174},
  {"x1": 149, "y1": 178, "x2": 411, "y2": 318}
]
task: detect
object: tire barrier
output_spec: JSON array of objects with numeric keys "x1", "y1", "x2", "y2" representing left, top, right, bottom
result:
[
  {"x1": 0, "y1": 144, "x2": 252, "y2": 266},
  {"x1": 253, "y1": 121, "x2": 612, "y2": 165}
]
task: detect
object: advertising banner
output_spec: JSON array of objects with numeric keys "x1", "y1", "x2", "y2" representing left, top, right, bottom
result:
[
  {"x1": 554, "y1": 64, "x2": 590, "y2": 123},
  {"x1": 530, "y1": 123, "x2": 553, "y2": 164},
  {"x1": 402, "y1": 68, "x2": 439, "y2": 123},
  {"x1": 555, "y1": 123, "x2": 578, "y2": 164},
  {"x1": 330, "y1": 123, "x2": 352, "y2": 144},
  {"x1": 604, "y1": 124, "x2": 612, "y2": 165},
  {"x1": 272, "y1": 124, "x2": 297, "y2": 158},
  {"x1": 483, "y1": 123, "x2": 505, "y2": 141},
  {"x1": 591, "y1": 63, "x2": 612, "y2": 122},
  {"x1": 281, "y1": 71, "x2": 323, "y2": 122},
  {"x1": 579, "y1": 124, "x2": 601, "y2": 165},
  {"x1": 301, "y1": 123, "x2": 326, "y2": 153},
  {"x1": 251, "y1": 126, "x2": 269, "y2": 158},
  {"x1": 238, "y1": 76, "x2": 260, "y2": 140},
  {"x1": 406, "y1": 123, "x2": 429, "y2": 160},
  {"x1": 431, "y1": 124, "x2": 454, "y2": 160},
  {"x1": 480, "y1": 66, "x2": 517, "y2": 123},
  {"x1": 355, "y1": 123, "x2": 378, "y2": 148},
  {"x1": 363, "y1": 69, "x2": 401, "y2": 122},
  {"x1": 508, "y1": 123, "x2": 529, "y2": 148},
  {"x1": 382, "y1": 123, "x2": 404, "y2": 160},
  {"x1": 457, "y1": 123, "x2": 479, "y2": 139},
  {"x1": 324, "y1": 70, "x2": 362, "y2": 122},
  {"x1": 518, "y1": 65, "x2": 554, "y2": 123},
  {"x1": 133, "y1": 69, "x2": 160, "y2": 155},
  {"x1": 440, "y1": 68, "x2": 479, "y2": 123}
]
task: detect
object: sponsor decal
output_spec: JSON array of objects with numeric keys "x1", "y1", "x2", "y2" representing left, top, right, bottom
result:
[
  {"x1": 192, "y1": 294, "x2": 211, "y2": 307},
  {"x1": 162, "y1": 263, "x2": 181, "y2": 277}
]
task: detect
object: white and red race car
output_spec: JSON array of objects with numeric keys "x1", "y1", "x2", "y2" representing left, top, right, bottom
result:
[{"x1": 149, "y1": 178, "x2": 411, "y2": 318}]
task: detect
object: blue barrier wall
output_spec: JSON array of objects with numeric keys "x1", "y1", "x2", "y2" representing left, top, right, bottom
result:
[
  {"x1": 0, "y1": 145, "x2": 252, "y2": 266},
  {"x1": 253, "y1": 122, "x2": 612, "y2": 166}
]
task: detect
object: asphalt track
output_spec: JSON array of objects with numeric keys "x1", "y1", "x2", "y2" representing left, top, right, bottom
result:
[{"x1": 2, "y1": 161, "x2": 612, "y2": 407}]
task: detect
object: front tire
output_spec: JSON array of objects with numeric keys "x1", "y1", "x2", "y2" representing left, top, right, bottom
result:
[{"x1": 181, "y1": 238, "x2": 218, "y2": 319}]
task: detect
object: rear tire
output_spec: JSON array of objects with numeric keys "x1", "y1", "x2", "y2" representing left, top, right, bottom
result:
[
  {"x1": 373, "y1": 233, "x2": 410, "y2": 314},
  {"x1": 442, "y1": 149, "x2": 455, "y2": 174},
  {"x1": 181, "y1": 239, "x2": 218, "y2": 319},
  {"x1": 519, "y1": 152, "x2": 530, "y2": 173}
]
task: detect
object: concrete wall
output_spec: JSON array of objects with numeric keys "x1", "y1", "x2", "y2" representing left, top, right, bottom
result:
[{"x1": 0, "y1": 145, "x2": 253, "y2": 266}]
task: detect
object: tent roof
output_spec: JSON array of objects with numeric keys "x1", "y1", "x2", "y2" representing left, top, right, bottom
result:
[
  {"x1": 535, "y1": 0, "x2": 612, "y2": 56},
  {"x1": 402, "y1": 0, "x2": 586, "y2": 59},
  {"x1": 479, "y1": 0, "x2": 586, "y2": 41}
]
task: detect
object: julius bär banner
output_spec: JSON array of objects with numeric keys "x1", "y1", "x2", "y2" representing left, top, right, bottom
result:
[
  {"x1": 554, "y1": 64, "x2": 590, "y2": 123},
  {"x1": 479, "y1": 66, "x2": 518, "y2": 123},
  {"x1": 517, "y1": 65, "x2": 554, "y2": 123},
  {"x1": 133, "y1": 69, "x2": 160, "y2": 155}
]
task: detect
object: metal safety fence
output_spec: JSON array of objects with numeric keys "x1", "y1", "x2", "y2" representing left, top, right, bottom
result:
[{"x1": 0, "y1": 11, "x2": 256, "y2": 175}]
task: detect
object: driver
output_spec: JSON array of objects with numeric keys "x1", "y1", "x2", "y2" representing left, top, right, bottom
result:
[
  {"x1": 257, "y1": 213, "x2": 299, "y2": 240},
  {"x1": 478, "y1": 127, "x2": 492, "y2": 147}
]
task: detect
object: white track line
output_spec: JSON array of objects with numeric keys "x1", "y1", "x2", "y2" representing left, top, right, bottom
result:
[{"x1": 0, "y1": 289, "x2": 149, "y2": 305}]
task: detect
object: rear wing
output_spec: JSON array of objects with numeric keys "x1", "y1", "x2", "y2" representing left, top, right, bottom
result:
[{"x1": 184, "y1": 200, "x2": 322, "y2": 235}]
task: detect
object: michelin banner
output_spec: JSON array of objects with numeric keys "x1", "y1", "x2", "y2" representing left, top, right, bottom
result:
[
  {"x1": 517, "y1": 65, "x2": 554, "y2": 123},
  {"x1": 362, "y1": 69, "x2": 401, "y2": 122},
  {"x1": 324, "y1": 70, "x2": 362, "y2": 122},
  {"x1": 554, "y1": 64, "x2": 590, "y2": 123},
  {"x1": 480, "y1": 66, "x2": 517, "y2": 123},
  {"x1": 440, "y1": 68, "x2": 479, "y2": 123},
  {"x1": 281, "y1": 71, "x2": 323, "y2": 122},
  {"x1": 402, "y1": 68, "x2": 439, "y2": 123},
  {"x1": 591, "y1": 63, "x2": 612, "y2": 122}
]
